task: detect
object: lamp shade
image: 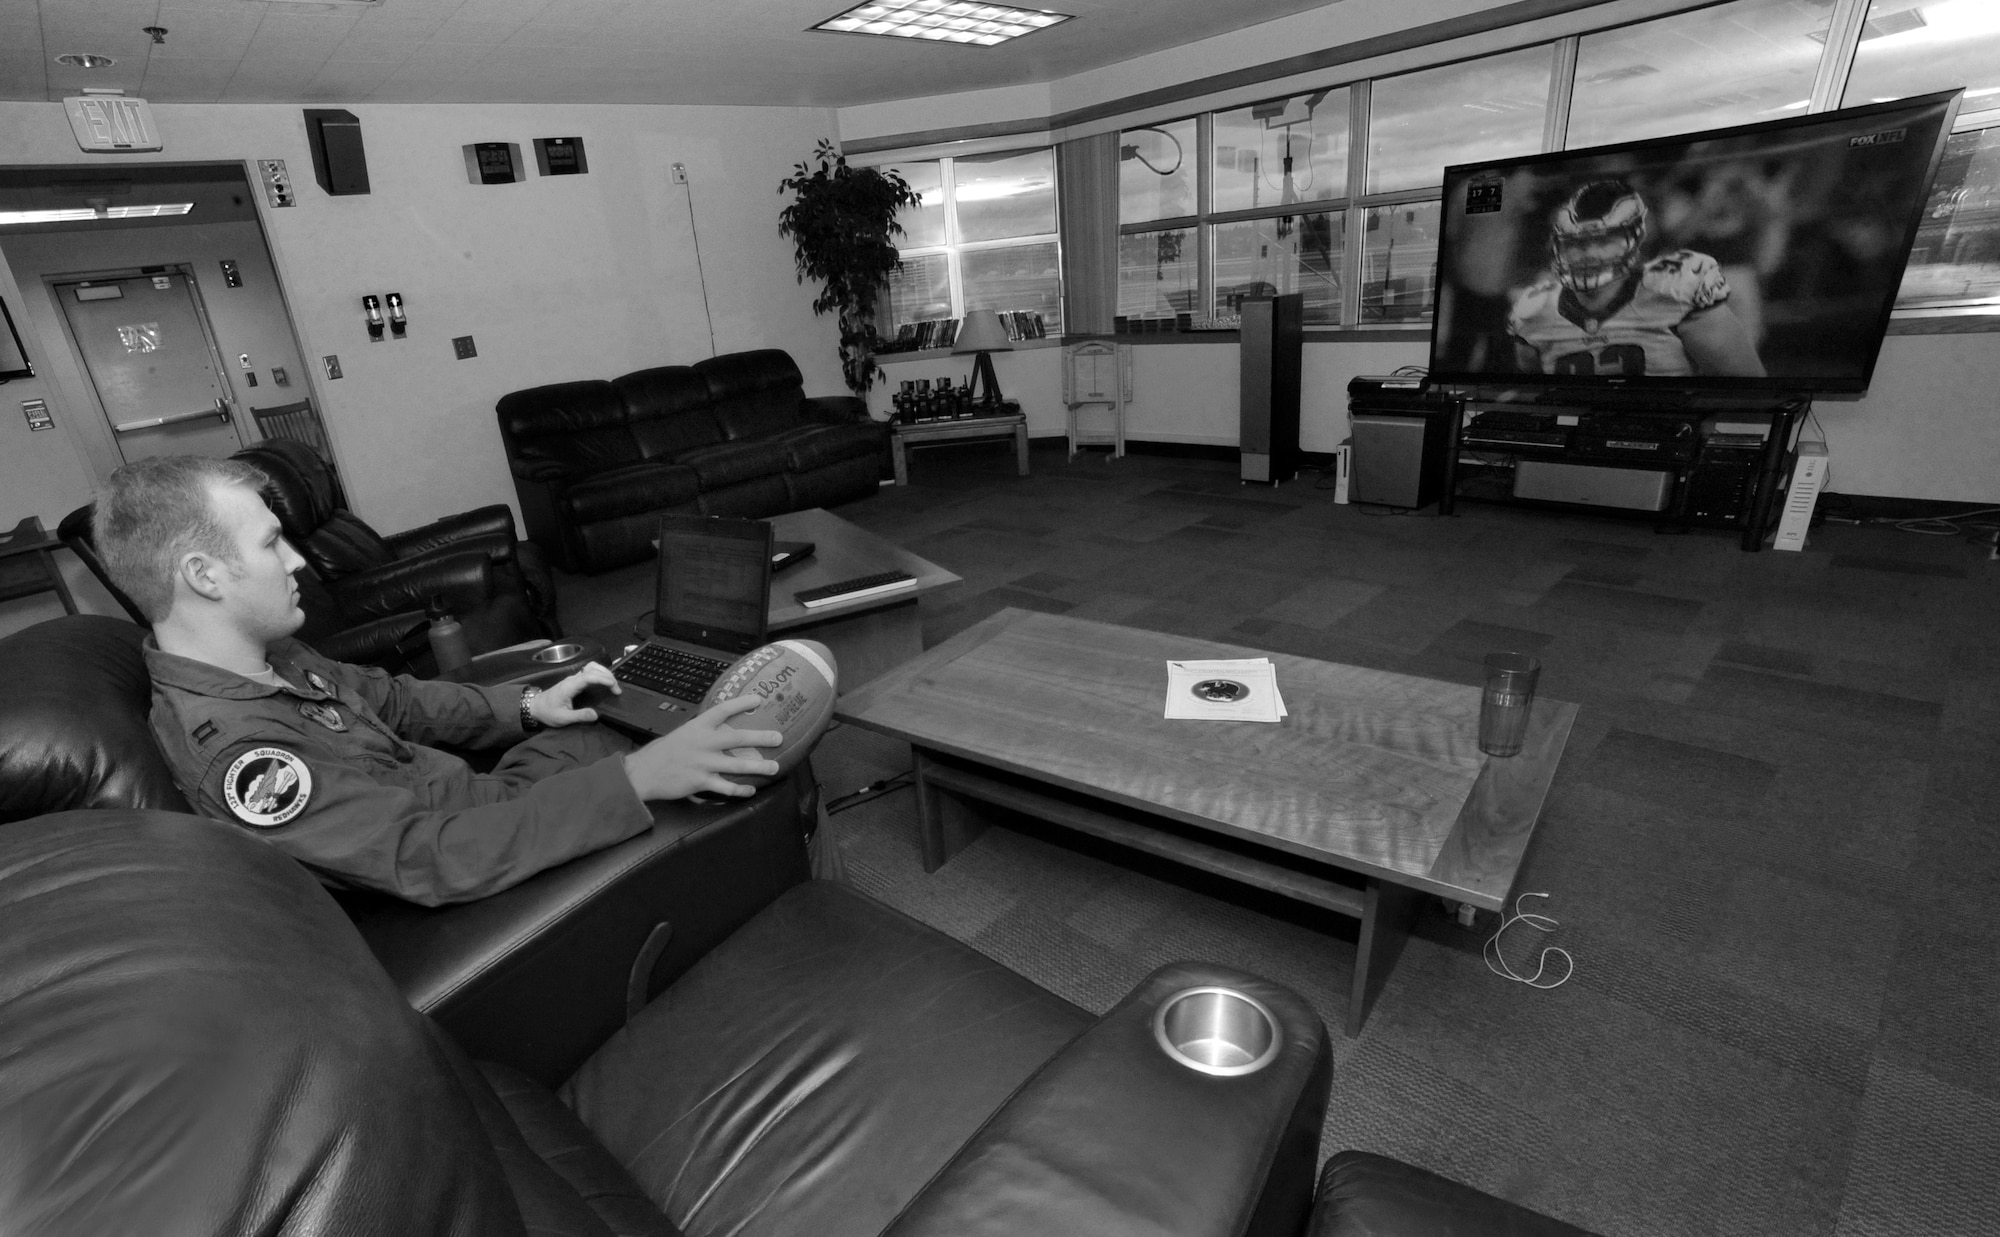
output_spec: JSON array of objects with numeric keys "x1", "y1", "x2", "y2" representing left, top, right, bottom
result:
[{"x1": 951, "y1": 309, "x2": 1014, "y2": 355}]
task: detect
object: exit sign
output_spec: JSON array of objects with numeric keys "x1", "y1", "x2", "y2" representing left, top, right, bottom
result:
[{"x1": 63, "y1": 95, "x2": 163, "y2": 153}]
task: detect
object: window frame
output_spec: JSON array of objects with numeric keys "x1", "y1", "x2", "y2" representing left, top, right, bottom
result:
[{"x1": 882, "y1": 147, "x2": 1064, "y2": 341}]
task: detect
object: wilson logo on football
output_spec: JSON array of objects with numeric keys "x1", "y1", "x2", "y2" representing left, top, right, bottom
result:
[{"x1": 223, "y1": 747, "x2": 313, "y2": 828}]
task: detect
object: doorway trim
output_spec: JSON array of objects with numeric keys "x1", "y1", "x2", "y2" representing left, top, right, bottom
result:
[{"x1": 47, "y1": 262, "x2": 251, "y2": 462}]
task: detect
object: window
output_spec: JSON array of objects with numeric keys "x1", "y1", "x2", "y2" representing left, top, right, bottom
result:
[
  {"x1": 1075, "y1": 0, "x2": 1998, "y2": 330},
  {"x1": 1211, "y1": 89, "x2": 1348, "y2": 215},
  {"x1": 1119, "y1": 117, "x2": 1198, "y2": 225},
  {"x1": 1899, "y1": 125, "x2": 2000, "y2": 308},
  {"x1": 1842, "y1": 0, "x2": 2000, "y2": 110},
  {"x1": 1569, "y1": 0, "x2": 1830, "y2": 151},
  {"x1": 1367, "y1": 47, "x2": 1551, "y2": 194},
  {"x1": 883, "y1": 148, "x2": 1063, "y2": 339}
]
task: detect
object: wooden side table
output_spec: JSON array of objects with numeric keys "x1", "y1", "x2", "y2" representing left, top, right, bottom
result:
[
  {"x1": 889, "y1": 410, "x2": 1028, "y2": 485},
  {"x1": 0, "y1": 516, "x2": 78, "y2": 615}
]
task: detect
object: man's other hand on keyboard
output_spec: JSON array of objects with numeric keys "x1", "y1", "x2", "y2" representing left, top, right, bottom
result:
[
  {"x1": 530, "y1": 662, "x2": 621, "y2": 727},
  {"x1": 622, "y1": 695, "x2": 783, "y2": 800}
]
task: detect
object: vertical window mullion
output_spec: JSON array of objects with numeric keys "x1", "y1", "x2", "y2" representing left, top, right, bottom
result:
[
  {"x1": 1809, "y1": 0, "x2": 1872, "y2": 113},
  {"x1": 1342, "y1": 81, "x2": 1370, "y2": 328},
  {"x1": 941, "y1": 157, "x2": 966, "y2": 317},
  {"x1": 1544, "y1": 36, "x2": 1578, "y2": 152},
  {"x1": 1196, "y1": 112, "x2": 1214, "y2": 323}
]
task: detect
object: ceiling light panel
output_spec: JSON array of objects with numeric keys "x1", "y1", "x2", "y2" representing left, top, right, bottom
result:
[
  {"x1": 0, "y1": 204, "x2": 194, "y2": 226},
  {"x1": 812, "y1": 1, "x2": 1073, "y2": 47}
]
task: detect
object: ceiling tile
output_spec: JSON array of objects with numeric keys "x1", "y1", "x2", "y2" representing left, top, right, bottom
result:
[
  {"x1": 502, "y1": 22, "x2": 595, "y2": 48},
  {"x1": 430, "y1": 15, "x2": 528, "y2": 45},
  {"x1": 398, "y1": 41, "x2": 496, "y2": 72},
  {"x1": 327, "y1": 36, "x2": 420, "y2": 64},
  {"x1": 147, "y1": 16, "x2": 260, "y2": 59}
]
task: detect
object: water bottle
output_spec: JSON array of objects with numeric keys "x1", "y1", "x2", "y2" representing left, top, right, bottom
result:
[{"x1": 426, "y1": 596, "x2": 471, "y2": 673}]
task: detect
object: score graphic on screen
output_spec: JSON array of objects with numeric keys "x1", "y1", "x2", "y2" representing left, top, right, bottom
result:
[{"x1": 1428, "y1": 90, "x2": 1962, "y2": 393}]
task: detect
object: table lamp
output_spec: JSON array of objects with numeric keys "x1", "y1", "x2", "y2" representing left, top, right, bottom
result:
[{"x1": 952, "y1": 309, "x2": 1014, "y2": 408}]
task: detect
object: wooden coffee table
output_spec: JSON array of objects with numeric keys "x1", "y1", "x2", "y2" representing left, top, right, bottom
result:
[{"x1": 835, "y1": 608, "x2": 1577, "y2": 1034}]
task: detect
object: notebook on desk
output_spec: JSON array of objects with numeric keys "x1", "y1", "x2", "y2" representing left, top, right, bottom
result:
[{"x1": 592, "y1": 515, "x2": 773, "y2": 737}]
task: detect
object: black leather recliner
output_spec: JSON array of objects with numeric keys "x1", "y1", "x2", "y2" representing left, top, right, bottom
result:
[
  {"x1": 235, "y1": 437, "x2": 561, "y2": 640},
  {"x1": 58, "y1": 500, "x2": 443, "y2": 671},
  {"x1": 0, "y1": 610, "x2": 1336, "y2": 1237}
]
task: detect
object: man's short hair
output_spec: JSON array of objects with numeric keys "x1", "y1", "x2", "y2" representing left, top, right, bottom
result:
[{"x1": 92, "y1": 455, "x2": 272, "y2": 623}]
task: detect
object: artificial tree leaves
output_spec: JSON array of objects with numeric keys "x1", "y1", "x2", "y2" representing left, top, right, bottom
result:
[{"x1": 778, "y1": 139, "x2": 922, "y2": 395}]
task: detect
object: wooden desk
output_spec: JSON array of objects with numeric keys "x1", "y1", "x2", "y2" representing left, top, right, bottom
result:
[
  {"x1": 836, "y1": 608, "x2": 1577, "y2": 1035},
  {"x1": 0, "y1": 517, "x2": 78, "y2": 616},
  {"x1": 890, "y1": 412, "x2": 1028, "y2": 485}
]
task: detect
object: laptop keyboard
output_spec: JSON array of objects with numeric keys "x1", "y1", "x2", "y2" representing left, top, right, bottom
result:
[{"x1": 613, "y1": 644, "x2": 732, "y2": 701}]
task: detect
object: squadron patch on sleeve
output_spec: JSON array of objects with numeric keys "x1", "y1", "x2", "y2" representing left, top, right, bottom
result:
[{"x1": 223, "y1": 747, "x2": 313, "y2": 828}]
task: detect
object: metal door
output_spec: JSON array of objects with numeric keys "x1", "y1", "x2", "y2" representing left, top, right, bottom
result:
[{"x1": 55, "y1": 271, "x2": 243, "y2": 462}]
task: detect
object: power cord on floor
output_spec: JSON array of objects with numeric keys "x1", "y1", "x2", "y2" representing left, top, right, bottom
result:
[
  {"x1": 825, "y1": 771, "x2": 914, "y2": 815},
  {"x1": 1484, "y1": 891, "x2": 1574, "y2": 990}
]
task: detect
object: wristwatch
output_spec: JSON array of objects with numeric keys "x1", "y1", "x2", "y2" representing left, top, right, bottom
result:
[{"x1": 519, "y1": 685, "x2": 543, "y2": 732}]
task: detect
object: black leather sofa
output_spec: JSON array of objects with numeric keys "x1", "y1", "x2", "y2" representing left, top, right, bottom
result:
[
  {"x1": 0, "y1": 611, "x2": 1336, "y2": 1236},
  {"x1": 496, "y1": 349, "x2": 889, "y2": 573}
]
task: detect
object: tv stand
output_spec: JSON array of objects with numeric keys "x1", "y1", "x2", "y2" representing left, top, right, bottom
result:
[{"x1": 1440, "y1": 392, "x2": 1809, "y2": 551}]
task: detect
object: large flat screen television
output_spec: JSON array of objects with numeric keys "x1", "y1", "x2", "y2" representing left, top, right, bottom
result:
[{"x1": 1428, "y1": 90, "x2": 1961, "y2": 394}]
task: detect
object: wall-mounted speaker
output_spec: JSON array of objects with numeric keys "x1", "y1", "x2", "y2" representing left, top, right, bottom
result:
[{"x1": 304, "y1": 109, "x2": 370, "y2": 196}]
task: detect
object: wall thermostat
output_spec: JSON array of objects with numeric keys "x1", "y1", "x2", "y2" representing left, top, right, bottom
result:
[
  {"x1": 463, "y1": 142, "x2": 524, "y2": 186},
  {"x1": 534, "y1": 137, "x2": 588, "y2": 176}
]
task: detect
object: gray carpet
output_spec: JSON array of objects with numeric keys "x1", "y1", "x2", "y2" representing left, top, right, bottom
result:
[{"x1": 557, "y1": 442, "x2": 2000, "y2": 1237}]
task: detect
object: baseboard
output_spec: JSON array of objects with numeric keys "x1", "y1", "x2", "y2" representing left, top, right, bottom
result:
[{"x1": 1818, "y1": 493, "x2": 1999, "y2": 522}]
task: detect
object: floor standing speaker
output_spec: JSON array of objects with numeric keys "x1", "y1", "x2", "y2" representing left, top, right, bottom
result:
[
  {"x1": 304, "y1": 108, "x2": 370, "y2": 196},
  {"x1": 1349, "y1": 412, "x2": 1446, "y2": 508},
  {"x1": 1240, "y1": 293, "x2": 1303, "y2": 483}
]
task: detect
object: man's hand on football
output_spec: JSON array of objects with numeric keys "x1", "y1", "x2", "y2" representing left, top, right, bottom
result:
[
  {"x1": 530, "y1": 662, "x2": 620, "y2": 728},
  {"x1": 622, "y1": 694, "x2": 783, "y2": 800}
]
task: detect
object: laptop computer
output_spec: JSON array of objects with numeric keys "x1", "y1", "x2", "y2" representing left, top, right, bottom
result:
[{"x1": 591, "y1": 514, "x2": 774, "y2": 737}]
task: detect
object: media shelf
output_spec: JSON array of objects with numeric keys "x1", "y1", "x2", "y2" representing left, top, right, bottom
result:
[{"x1": 1436, "y1": 393, "x2": 1810, "y2": 552}]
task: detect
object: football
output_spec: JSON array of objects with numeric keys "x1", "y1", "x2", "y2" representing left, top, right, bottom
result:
[{"x1": 701, "y1": 639, "x2": 839, "y2": 787}]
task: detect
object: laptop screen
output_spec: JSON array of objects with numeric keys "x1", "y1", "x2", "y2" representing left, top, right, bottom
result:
[{"x1": 654, "y1": 515, "x2": 772, "y2": 654}]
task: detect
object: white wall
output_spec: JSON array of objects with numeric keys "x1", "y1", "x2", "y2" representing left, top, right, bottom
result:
[{"x1": 0, "y1": 98, "x2": 844, "y2": 636}]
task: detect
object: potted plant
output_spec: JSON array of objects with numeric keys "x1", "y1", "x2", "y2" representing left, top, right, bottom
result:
[{"x1": 779, "y1": 139, "x2": 922, "y2": 396}]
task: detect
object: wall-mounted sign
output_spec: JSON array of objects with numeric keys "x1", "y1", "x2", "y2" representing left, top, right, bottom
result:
[
  {"x1": 534, "y1": 137, "x2": 588, "y2": 176},
  {"x1": 63, "y1": 94, "x2": 163, "y2": 153},
  {"x1": 464, "y1": 142, "x2": 524, "y2": 185}
]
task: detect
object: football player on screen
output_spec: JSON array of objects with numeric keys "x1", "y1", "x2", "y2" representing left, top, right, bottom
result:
[{"x1": 1508, "y1": 179, "x2": 1766, "y2": 379}]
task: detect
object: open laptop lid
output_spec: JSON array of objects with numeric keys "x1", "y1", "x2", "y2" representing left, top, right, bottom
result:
[{"x1": 653, "y1": 514, "x2": 773, "y2": 655}]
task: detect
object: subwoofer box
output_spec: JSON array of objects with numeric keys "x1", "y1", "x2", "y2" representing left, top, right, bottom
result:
[
  {"x1": 1349, "y1": 412, "x2": 1446, "y2": 508},
  {"x1": 1513, "y1": 459, "x2": 1672, "y2": 511}
]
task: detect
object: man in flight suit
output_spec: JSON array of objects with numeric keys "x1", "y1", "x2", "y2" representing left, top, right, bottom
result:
[{"x1": 93, "y1": 454, "x2": 783, "y2": 906}]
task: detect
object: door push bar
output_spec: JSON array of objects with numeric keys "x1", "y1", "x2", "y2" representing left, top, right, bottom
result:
[{"x1": 113, "y1": 398, "x2": 230, "y2": 435}]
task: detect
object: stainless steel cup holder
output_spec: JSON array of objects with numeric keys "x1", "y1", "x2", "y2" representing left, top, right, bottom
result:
[
  {"x1": 1153, "y1": 987, "x2": 1281, "y2": 1077},
  {"x1": 532, "y1": 642, "x2": 587, "y2": 664}
]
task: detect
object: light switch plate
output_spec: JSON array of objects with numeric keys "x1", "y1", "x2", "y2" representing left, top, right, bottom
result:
[
  {"x1": 259, "y1": 159, "x2": 294, "y2": 208},
  {"x1": 452, "y1": 335, "x2": 477, "y2": 360},
  {"x1": 323, "y1": 355, "x2": 342, "y2": 380}
]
